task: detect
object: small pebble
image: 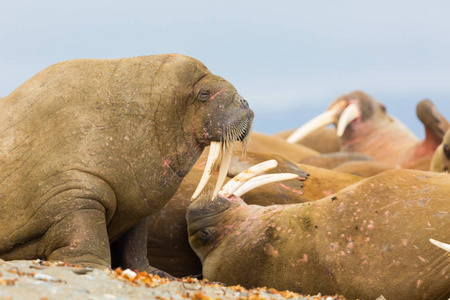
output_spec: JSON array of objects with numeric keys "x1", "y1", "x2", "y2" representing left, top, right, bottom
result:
[
  {"x1": 72, "y1": 268, "x2": 93, "y2": 275},
  {"x1": 122, "y1": 269, "x2": 137, "y2": 280},
  {"x1": 34, "y1": 273, "x2": 58, "y2": 282}
]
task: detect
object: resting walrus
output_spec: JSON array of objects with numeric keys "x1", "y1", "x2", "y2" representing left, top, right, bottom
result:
[
  {"x1": 286, "y1": 92, "x2": 446, "y2": 170},
  {"x1": 0, "y1": 54, "x2": 253, "y2": 275},
  {"x1": 187, "y1": 168, "x2": 450, "y2": 299}
]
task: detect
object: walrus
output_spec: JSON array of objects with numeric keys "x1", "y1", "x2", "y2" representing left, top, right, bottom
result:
[
  {"x1": 286, "y1": 92, "x2": 447, "y2": 170},
  {"x1": 187, "y1": 168, "x2": 450, "y2": 299},
  {"x1": 237, "y1": 132, "x2": 318, "y2": 163},
  {"x1": 276, "y1": 127, "x2": 342, "y2": 154},
  {"x1": 0, "y1": 54, "x2": 254, "y2": 275},
  {"x1": 146, "y1": 152, "x2": 310, "y2": 277},
  {"x1": 430, "y1": 129, "x2": 450, "y2": 172},
  {"x1": 146, "y1": 151, "x2": 361, "y2": 277},
  {"x1": 332, "y1": 160, "x2": 400, "y2": 177},
  {"x1": 300, "y1": 152, "x2": 373, "y2": 170}
]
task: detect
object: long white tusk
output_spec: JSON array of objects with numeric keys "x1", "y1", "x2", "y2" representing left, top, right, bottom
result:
[
  {"x1": 191, "y1": 142, "x2": 222, "y2": 201},
  {"x1": 336, "y1": 103, "x2": 360, "y2": 137},
  {"x1": 211, "y1": 144, "x2": 233, "y2": 200},
  {"x1": 429, "y1": 238, "x2": 450, "y2": 252},
  {"x1": 287, "y1": 109, "x2": 340, "y2": 143},
  {"x1": 233, "y1": 173, "x2": 300, "y2": 197},
  {"x1": 221, "y1": 159, "x2": 278, "y2": 196}
]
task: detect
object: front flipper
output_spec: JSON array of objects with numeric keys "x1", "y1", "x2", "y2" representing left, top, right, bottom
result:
[
  {"x1": 43, "y1": 207, "x2": 111, "y2": 269},
  {"x1": 111, "y1": 217, "x2": 175, "y2": 279},
  {"x1": 35, "y1": 171, "x2": 118, "y2": 269}
]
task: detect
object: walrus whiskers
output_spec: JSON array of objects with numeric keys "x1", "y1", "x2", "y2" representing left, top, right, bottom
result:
[{"x1": 191, "y1": 113, "x2": 253, "y2": 201}]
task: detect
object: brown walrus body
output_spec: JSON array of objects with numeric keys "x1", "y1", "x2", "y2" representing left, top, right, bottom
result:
[
  {"x1": 146, "y1": 152, "x2": 310, "y2": 277},
  {"x1": 187, "y1": 169, "x2": 450, "y2": 299},
  {"x1": 146, "y1": 151, "x2": 360, "y2": 277},
  {"x1": 0, "y1": 54, "x2": 253, "y2": 274}
]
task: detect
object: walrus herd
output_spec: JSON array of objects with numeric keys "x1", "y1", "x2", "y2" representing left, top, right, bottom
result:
[{"x1": 1, "y1": 54, "x2": 449, "y2": 299}]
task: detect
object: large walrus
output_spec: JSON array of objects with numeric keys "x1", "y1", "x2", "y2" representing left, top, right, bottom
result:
[
  {"x1": 187, "y1": 169, "x2": 450, "y2": 299},
  {"x1": 146, "y1": 151, "x2": 361, "y2": 277},
  {"x1": 286, "y1": 92, "x2": 447, "y2": 170},
  {"x1": 0, "y1": 54, "x2": 254, "y2": 275}
]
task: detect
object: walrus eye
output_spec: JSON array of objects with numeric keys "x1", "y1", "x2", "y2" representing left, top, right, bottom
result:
[
  {"x1": 197, "y1": 228, "x2": 214, "y2": 243},
  {"x1": 198, "y1": 90, "x2": 210, "y2": 102},
  {"x1": 380, "y1": 104, "x2": 386, "y2": 112}
]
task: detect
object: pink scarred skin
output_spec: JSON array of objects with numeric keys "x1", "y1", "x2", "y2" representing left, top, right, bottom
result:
[{"x1": 187, "y1": 169, "x2": 450, "y2": 300}]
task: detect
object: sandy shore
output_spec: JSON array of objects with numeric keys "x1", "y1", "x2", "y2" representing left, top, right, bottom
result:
[{"x1": 0, "y1": 259, "x2": 346, "y2": 300}]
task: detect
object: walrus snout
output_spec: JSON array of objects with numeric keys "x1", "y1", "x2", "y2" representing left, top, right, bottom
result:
[
  {"x1": 186, "y1": 195, "x2": 233, "y2": 226},
  {"x1": 234, "y1": 93, "x2": 249, "y2": 109}
]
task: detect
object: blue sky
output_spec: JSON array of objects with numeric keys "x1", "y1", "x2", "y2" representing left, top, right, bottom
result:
[{"x1": 1, "y1": 0, "x2": 449, "y2": 139}]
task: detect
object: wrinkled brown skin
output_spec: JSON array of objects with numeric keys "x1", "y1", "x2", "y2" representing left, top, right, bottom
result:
[
  {"x1": 431, "y1": 129, "x2": 450, "y2": 172},
  {"x1": 0, "y1": 54, "x2": 254, "y2": 275},
  {"x1": 300, "y1": 152, "x2": 373, "y2": 169},
  {"x1": 276, "y1": 127, "x2": 342, "y2": 154},
  {"x1": 187, "y1": 169, "x2": 450, "y2": 300},
  {"x1": 146, "y1": 151, "x2": 310, "y2": 277},
  {"x1": 328, "y1": 92, "x2": 446, "y2": 170},
  {"x1": 237, "y1": 132, "x2": 318, "y2": 163},
  {"x1": 332, "y1": 160, "x2": 400, "y2": 177}
]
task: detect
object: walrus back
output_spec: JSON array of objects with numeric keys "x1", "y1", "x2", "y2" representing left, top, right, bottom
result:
[{"x1": 0, "y1": 54, "x2": 211, "y2": 254}]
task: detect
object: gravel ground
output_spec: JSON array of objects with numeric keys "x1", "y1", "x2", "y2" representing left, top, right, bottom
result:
[{"x1": 0, "y1": 259, "x2": 346, "y2": 300}]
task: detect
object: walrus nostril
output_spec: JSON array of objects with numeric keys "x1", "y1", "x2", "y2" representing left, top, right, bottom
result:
[{"x1": 234, "y1": 94, "x2": 249, "y2": 108}]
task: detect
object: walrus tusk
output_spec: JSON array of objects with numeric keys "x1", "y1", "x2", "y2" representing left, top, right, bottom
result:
[
  {"x1": 233, "y1": 173, "x2": 300, "y2": 197},
  {"x1": 336, "y1": 103, "x2": 360, "y2": 137},
  {"x1": 211, "y1": 144, "x2": 233, "y2": 200},
  {"x1": 191, "y1": 141, "x2": 222, "y2": 200},
  {"x1": 287, "y1": 108, "x2": 340, "y2": 143},
  {"x1": 221, "y1": 159, "x2": 278, "y2": 196},
  {"x1": 429, "y1": 238, "x2": 450, "y2": 252}
]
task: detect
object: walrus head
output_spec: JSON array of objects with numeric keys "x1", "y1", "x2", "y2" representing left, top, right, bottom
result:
[
  {"x1": 190, "y1": 74, "x2": 254, "y2": 200},
  {"x1": 287, "y1": 91, "x2": 389, "y2": 143},
  {"x1": 187, "y1": 160, "x2": 300, "y2": 261},
  {"x1": 430, "y1": 129, "x2": 450, "y2": 172}
]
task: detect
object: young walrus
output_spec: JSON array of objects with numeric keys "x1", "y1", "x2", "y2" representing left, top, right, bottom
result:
[
  {"x1": 187, "y1": 168, "x2": 450, "y2": 299},
  {"x1": 0, "y1": 54, "x2": 253, "y2": 276}
]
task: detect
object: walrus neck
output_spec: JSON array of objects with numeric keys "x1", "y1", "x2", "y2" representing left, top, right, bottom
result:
[
  {"x1": 341, "y1": 117, "x2": 419, "y2": 165},
  {"x1": 153, "y1": 120, "x2": 204, "y2": 179}
]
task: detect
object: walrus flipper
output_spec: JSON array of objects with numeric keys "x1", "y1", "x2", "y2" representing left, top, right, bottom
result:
[
  {"x1": 110, "y1": 217, "x2": 175, "y2": 278},
  {"x1": 416, "y1": 99, "x2": 449, "y2": 141},
  {"x1": 44, "y1": 207, "x2": 111, "y2": 269},
  {"x1": 37, "y1": 171, "x2": 118, "y2": 269}
]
